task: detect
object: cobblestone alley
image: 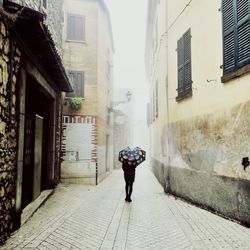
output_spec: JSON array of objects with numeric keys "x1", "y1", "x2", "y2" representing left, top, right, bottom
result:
[{"x1": 1, "y1": 166, "x2": 250, "y2": 250}]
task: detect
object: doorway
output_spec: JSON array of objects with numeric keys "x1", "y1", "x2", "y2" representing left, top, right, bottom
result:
[{"x1": 21, "y1": 76, "x2": 52, "y2": 209}]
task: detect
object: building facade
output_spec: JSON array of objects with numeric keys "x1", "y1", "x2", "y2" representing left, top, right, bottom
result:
[
  {"x1": 61, "y1": 0, "x2": 114, "y2": 184},
  {"x1": 146, "y1": 0, "x2": 250, "y2": 225},
  {"x1": 0, "y1": 0, "x2": 71, "y2": 244}
]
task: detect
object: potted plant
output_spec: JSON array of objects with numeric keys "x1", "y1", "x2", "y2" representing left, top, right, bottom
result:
[{"x1": 69, "y1": 97, "x2": 82, "y2": 110}]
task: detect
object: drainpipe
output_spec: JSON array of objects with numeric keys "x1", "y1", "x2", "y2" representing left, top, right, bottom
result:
[
  {"x1": 95, "y1": 161, "x2": 98, "y2": 185},
  {"x1": 165, "y1": 0, "x2": 171, "y2": 193}
]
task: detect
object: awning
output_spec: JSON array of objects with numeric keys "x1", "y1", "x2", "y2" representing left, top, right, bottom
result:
[{"x1": 2, "y1": 0, "x2": 73, "y2": 92}]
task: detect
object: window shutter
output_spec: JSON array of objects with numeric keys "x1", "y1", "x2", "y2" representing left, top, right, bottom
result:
[
  {"x1": 177, "y1": 29, "x2": 192, "y2": 98},
  {"x1": 76, "y1": 16, "x2": 85, "y2": 40},
  {"x1": 66, "y1": 71, "x2": 84, "y2": 97},
  {"x1": 67, "y1": 14, "x2": 85, "y2": 41},
  {"x1": 183, "y1": 29, "x2": 192, "y2": 91},
  {"x1": 222, "y1": 0, "x2": 250, "y2": 74},
  {"x1": 67, "y1": 72, "x2": 74, "y2": 97},
  {"x1": 76, "y1": 72, "x2": 84, "y2": 97},
  {"x1": 222, "y1": 0, "x2": 235, "y2": 73},
  {"x1": 236, "y1": 0, "x2": 250, "y2": 67},
  {"x1": 177, "y1": 37, "x2": 184, "y2": 94}
]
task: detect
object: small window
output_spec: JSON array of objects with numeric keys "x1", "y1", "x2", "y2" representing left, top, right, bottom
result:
[
  {"x1": 222, "y1": 0, "x2": 250, "y2": 80},
  {"x1": 67, "y1": 14, "x2": 85, "y2": 41},
  {"x1": 176, "y1": 29, "x2": 192, "y2": 101},
  {"x1": 66, "y1": 71, "x2": 84, "y2": 97}
]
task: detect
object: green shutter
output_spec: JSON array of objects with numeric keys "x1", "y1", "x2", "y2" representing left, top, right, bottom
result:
[
  {"x1": 222, "y1": 0, "x2": 235, "y2": 73},
  {"x1": 177, "y1": 36, "x2": 184, "y2": 94},
  {"x1": 177, "y1": 29, "x2": 192, "y2": 98},
  {"x1": 236, "y1": 0, "x2": 250, "y2": 67},
  {"x1": 183, "y1": 29, "x2": 192, "y2": 91},
  {"x1": 222, "y1": 0, "x2": 250, "y2": 73}
]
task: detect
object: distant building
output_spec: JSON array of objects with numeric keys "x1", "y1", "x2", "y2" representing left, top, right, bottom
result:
[
  {"x1": 0, "y1": 0, "x2": 71, "y2": 244},
  {"x1": 146, "y1": 0, "x2": 250, "y2": 226},
  {"x1": 61, "y1": 0, "x2": 114, "y2": 184}
]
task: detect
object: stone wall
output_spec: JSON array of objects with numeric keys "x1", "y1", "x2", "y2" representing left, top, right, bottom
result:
[{"x1": 0, "y1": 15, "x2": 21, "y2": 244}]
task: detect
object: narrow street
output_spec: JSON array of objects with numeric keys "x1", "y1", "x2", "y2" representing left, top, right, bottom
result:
[{"x1": 2, "y1": 166, "x2": 250, "y2": 250}]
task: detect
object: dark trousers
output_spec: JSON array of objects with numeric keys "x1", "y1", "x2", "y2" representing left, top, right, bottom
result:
[
  {"x1": 125, "y1": 180, "x2": 134, "y2": 199},
  {"x1": 124, "y1": 172, "x2": 135, "y2": 199}
]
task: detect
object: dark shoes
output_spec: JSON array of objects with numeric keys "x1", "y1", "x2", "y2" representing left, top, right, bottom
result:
[{"x1": 125, "y1": 196, "x2": 132, "y2": 202}]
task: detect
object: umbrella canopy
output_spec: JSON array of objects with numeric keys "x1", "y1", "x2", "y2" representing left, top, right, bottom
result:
[{"x1": 119, "y1": 146, "x2": 146, "y2": 166}]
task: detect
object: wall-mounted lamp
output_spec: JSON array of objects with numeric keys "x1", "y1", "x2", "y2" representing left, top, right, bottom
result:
[{"x1": 108, "y1": 90, "x2": 132, "y2": 112}]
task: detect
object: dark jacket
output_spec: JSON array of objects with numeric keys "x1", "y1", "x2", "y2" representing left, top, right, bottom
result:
[{"x1": 122, "y1": 162, "x2": 136, "y2": 182}]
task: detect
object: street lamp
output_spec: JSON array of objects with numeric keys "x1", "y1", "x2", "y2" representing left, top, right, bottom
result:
[
  {"x1": 108, "y1": 90, "x2": 132, "y2": 112},
  {"x1": 126, "y1": 91, "x2": 132, "y2": 102}
]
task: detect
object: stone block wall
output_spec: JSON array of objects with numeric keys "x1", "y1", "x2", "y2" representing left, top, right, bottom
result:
[{"x1": 0, "y1": 15, "x2": 21, "y2": 244}]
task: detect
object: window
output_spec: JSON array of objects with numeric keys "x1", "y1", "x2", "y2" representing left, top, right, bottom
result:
[
  {"x1": 176, "y1": 29, "x2": 192, "y2": 101},
  {"x1": 67, "y1": 14, "x2": 85, "y2": 41},
  {"x1": 66, "y1": 71, "x2": 84, "y2": 97},
  {"x1": 222, "y1": 0, "x2": 250, "y2": 78}
]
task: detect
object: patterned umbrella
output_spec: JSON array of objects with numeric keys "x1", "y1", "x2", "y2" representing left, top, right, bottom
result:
[{"x1": 119, "y1": 146, "x2": 146, "y2": 166}]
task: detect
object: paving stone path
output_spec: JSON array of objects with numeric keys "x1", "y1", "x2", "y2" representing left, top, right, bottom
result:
[{"x1": 2, "y1": 166, "x2": 250, "y2": 249}]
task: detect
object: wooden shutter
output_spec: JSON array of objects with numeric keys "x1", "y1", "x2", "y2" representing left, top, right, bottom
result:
[
  {"x1": 183, "y1": 29, "x2": 192, "y2": 91},
  {"x1": 222, "y1": 0, "x2": 250, "y2": 73},
  {"x1": 67, "y1": 71, "x2": 84, "y2": 97},
  {"x1": 177, "y1": 29, "x2": 192, "y2": 98},
  {"x1": 222, "y1": 0, "x2": 235, "y2": 73},
  {"x1": 75, "y1": 72, "x2": 84, "y2": 97},
  {"x1": 67, "y1": 14, "x2": 85, "y2": 41},
  {"x1": 236, "y1": 0, "x2": 250, "y2": 67},
  {"x1": 177, "y1": 36, "x2": 184, "y2": 94}
]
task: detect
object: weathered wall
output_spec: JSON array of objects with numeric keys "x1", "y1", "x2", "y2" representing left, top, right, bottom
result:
[
  {"x1": 158, "y1": 101, "x2": 250, "y2": 225},
  {"x1": 146, "y1": 0, "x2": 250, "y2": 226},
  {"x1": 0, "y1": 16, "x2": 21, "y2": 244},
  {"x1": 62, "y1": 0, "x2": 114, "y2": 184},
  {"x1": 62, "y1": 0, "x2": 98, "y2": 116},
  {"x1": 61, "y1": 115, "x2": 97, "y2": 185}
]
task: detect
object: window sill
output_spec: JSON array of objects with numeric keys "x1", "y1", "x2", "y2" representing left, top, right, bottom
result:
[
  {"x1": 65, "y1": 97, "x2": 85, "y2": 100},
  {"x1": 66, "y1": 39, "x2": 86, "y2": 44},
  {"x1": 176, "y1": 90, "x2": 192, "y2": 102},
  {"x1": 222, "y1": 64, "x2": 250, "y2": 83}
]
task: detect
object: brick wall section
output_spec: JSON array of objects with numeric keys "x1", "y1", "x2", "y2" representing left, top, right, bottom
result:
[
  {"x1": 62, "y1": 115, "x2": 98, "y2": 163},
  {"x1": 0, "y1": 15, "x2": 21, "y2": 244}
]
